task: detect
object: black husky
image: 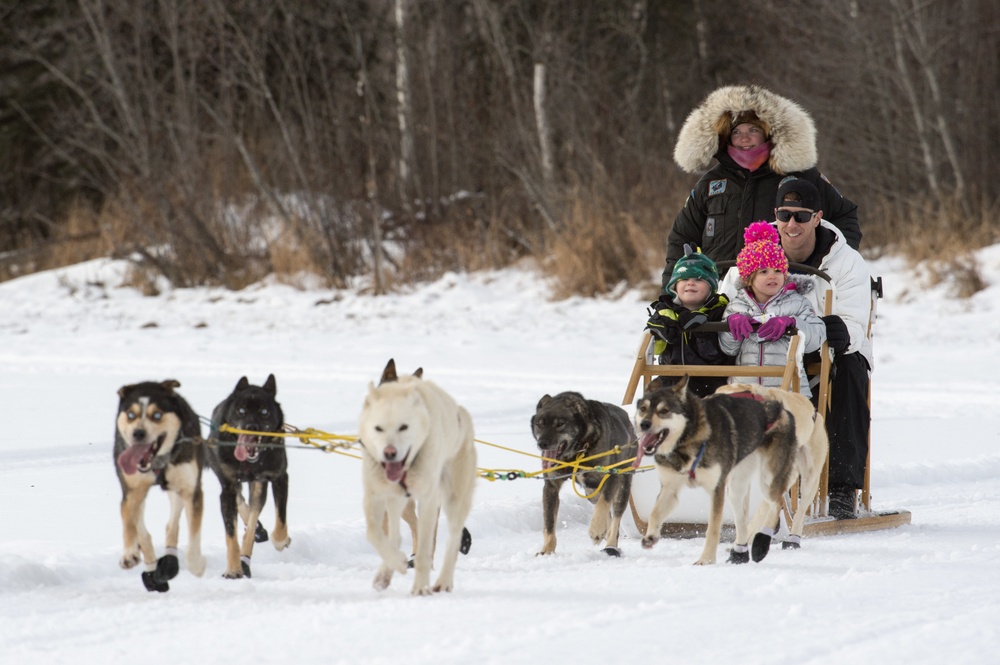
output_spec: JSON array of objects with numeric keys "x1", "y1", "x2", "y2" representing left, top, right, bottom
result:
[
  {"x1": 208, "y1": 374, "x2": 290, "y2": 578},
  {"x1": 114, "y1": 379, "x2": 205, "y2": 592},
  {"x1": 531, "y1": 392, "x2": 636, "y2": 556}
]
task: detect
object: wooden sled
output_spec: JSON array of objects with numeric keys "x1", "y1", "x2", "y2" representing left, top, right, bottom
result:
[{"x1": 623, "y1": 270, "x2": 910, "y2": 539}]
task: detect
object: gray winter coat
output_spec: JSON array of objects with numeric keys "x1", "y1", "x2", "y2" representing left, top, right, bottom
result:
[{"x1": 719, "y1": 275, "x2": 827, "y2": 396}]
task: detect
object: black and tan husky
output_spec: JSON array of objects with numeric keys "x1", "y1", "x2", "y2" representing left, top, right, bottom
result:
[
  {"x1": 632, "y1": 376, "x2": 796, "y2": 565},
  {"x1": 531, "y1": 392, "x2": 635, "y2": 557},
  {"x1": 208, "y1": 374, "x2": 290, "y2": 579},
  {"x1": 114, "y1": 379, "x2": 205, "y2": 592}
]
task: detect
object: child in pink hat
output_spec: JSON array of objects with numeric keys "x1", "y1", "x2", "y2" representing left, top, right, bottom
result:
[{"x1": 719, "y1": 222, "x2": 826, "y2": 396}]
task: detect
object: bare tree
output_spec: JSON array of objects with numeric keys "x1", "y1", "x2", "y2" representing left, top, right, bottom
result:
[
  {"x1": 3, "y1": 0, "x2": 997, "y2": 291},
  {"x1": 889, "y1": 0, "x2": 968, "y2": 210},
  {"x1": 394, "y1": 0, "x2": 418, "y2": 210},
  {"x1": 532, "y1": 62, "x2": 554, "y2": 194}
]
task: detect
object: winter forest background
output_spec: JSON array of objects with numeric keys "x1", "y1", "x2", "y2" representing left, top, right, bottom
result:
[{"x1": 1, "y1": 0, "x2": 998, "y2": 295}]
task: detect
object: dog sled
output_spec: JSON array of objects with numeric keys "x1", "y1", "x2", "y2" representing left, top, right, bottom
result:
[{"x1": 622, "y1": 264, "x2": 911, "y2": 539}]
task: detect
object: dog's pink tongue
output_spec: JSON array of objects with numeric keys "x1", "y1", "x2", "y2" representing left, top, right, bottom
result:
[
  {"x1": 118, "y1": 443, "x2": 153, "y2": 475},
  {"x1": 632, "y1": 432, "x2": 658, "y2": 468},
  {"x1": 235, "y1": 434, "x2": 254, "y2": 462},
  {"x1": 631, "y1": 445, "x2": 644, "y2": 469},
  {"x1": 541, "y1": 456, "x2": 554, "y2": 470},
  {"x1": 384, "y1": 461, "x2": 406, "y2": 482}
]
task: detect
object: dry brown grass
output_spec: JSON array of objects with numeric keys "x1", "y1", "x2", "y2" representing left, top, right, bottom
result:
[
  {"x1": 0, "y1": 201, "x2": 108, "y2": 281},
  {"x1": 864, "y1": 193, "x2": 997, "y2": 297},
  {"x1": 5, "y1": 184, "x2": 996, "y2": 302},
  {"x1": 539, "y1": 193, "x2": 662, "y2": 300},
  {"x1": 268, "y1": 221, "x2": 333, "y2": 289},
  {"x1": 392, "y1": 192, "x2": 533, "y2": 284}
]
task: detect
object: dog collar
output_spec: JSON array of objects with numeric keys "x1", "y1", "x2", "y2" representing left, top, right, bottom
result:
[
  {"x1": 399, "y1": 450, "x2": 418, "y2": 497},
  {"x1": 688, "y1": 442, "x2": 707, "y2": 480}
]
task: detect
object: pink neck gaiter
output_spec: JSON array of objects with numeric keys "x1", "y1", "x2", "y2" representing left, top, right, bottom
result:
[{"x1": 727, "y1": 142, "x2": 772, "y2": 172}]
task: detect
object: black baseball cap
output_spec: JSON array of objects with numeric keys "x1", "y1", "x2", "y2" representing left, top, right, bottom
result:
[{"x1": 775, "y1": 177, "x2": 820, "y2": 211}]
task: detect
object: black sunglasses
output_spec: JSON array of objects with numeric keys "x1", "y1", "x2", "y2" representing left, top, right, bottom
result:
[{"x1": 775, "y1": 209, "x2": 815, "y2": 224}]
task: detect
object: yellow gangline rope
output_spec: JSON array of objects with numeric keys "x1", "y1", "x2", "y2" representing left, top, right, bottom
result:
[
  {"x1": 216, "y1": 423, "x2": 363, "y2": 460},
  {"x1": 214, "y1": 423, "x2": 654, "y2": 483}
]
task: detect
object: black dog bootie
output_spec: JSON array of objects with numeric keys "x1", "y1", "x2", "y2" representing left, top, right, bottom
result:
[{"x1": 141, "y1": 552, "x2": 180, "y2": 592}]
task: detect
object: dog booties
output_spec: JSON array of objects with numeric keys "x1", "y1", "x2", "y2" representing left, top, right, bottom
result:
[{"x1": 141, "y1": 552, "x2": 180, "y2": 592}]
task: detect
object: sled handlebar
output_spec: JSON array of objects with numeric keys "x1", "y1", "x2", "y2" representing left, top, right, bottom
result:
[{"x1": 651, "y1": 261, "x2": 828, "y2": 335}]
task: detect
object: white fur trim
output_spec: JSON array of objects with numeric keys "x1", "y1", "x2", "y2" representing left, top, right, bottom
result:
[{"x1": 674, "y1": 85, "x2": 817, "y2": 174}]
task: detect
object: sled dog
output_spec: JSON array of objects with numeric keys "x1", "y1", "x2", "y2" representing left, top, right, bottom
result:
[
  {"x1": 208, "y1": 374, "x2": 290, "y2": 579},
  {"x1": 632, "y1": 375, "x2": 793, "y2": 565},
  {"x1": 530, "y1": 392, "x2": 635, "y2": 556},
  {"x1": 374, "y1": 365, "x2": 472, "y2": 567},
  {"x1": 359, "y1": 359, "x2": 477, "y2": 595},
  {"x1": 114, "y1": 379, "x2": 206, "y2": 592},
  {"x1": 716, "y1": 382, "x2": 829, "y2": 558}
]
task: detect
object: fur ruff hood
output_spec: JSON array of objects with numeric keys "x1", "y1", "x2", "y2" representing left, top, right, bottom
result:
[{"x1": 674, "y1": 85, "x2": 817, "y2": 175}]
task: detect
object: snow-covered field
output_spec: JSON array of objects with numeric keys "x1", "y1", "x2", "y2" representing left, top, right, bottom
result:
[{"x1": 2, "y1": 247, "x2": 999, "y2": 664}]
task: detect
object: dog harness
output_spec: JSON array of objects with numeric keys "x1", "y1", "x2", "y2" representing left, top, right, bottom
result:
[
  {"x1": 724, "y1": 390, "x2": 765, "y2": 402},
  {"x1": 720, "y1": 391, "x2": 783, "y2": 431},
  {"x1": 688, "y1": 442, "x2": 707, "y2": 480}
]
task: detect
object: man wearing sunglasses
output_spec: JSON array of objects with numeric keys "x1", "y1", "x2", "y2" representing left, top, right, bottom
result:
[{"x1": 774, "y1": 178, "x2": 874, "y2": 520}]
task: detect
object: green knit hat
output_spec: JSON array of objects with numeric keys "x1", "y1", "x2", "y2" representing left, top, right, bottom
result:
[{"x1": 667, "y1": 244, "x2": 719, "y2": 294}]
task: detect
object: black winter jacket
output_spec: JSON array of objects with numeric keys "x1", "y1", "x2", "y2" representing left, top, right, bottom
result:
[
  {"x1": 645, "y1": 293, "x2": 733, "y2": 398},
  {"x1": 661, "y1": 153, "x2": 860, "y2": 288}
]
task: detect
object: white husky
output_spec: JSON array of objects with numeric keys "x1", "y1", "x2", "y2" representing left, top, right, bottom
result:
[{"x1": 358, "y1": 359, "x2": 477, "y2": 595}]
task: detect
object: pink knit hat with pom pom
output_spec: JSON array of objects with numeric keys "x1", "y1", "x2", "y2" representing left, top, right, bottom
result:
[{"x1": 736, "y1": 221, "x2": 788, "y2": 281}]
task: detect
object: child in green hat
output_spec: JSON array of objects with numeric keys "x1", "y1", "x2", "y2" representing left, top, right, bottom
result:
[{"x1": 645, "y1": 244, "x2": 733, "y2": 397}]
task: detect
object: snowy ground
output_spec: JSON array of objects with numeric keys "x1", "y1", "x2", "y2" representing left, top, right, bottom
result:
[{"x1": 1, "y1": 246, "x2": 999, "y2": 664}]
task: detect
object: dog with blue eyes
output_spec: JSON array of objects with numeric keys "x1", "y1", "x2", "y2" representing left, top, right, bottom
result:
[{"x1": 207, "y1": 374, "x2": 290, "y2": 579}]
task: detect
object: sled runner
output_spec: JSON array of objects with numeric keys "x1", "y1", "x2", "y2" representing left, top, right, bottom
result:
[{"x1": 623, "y1": 265, "x2": 910, "y2": 539}]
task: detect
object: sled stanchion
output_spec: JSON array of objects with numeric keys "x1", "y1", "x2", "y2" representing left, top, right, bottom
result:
[
  {"x1": 623, "y1": 332, "x2": 654, "y2": 405},
  {"x1": 779, "y1": 335, "x2": 800, "y2": 392},
  {"x1": 807, "y1": 291, "x2": 835, "y2": 515}
]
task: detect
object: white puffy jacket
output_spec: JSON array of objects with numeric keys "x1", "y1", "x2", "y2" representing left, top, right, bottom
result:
[
  {"x1": 719, "y1": 275, "x2": 827, "y2": 396},
  {"x1": 721, "y1": 220, "x2": 874, "y2": 371}
]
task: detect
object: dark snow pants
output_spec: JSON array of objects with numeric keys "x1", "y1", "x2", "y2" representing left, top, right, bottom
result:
[{"x1": 813, "y1": 352, "x2": 871, "y2": 490}]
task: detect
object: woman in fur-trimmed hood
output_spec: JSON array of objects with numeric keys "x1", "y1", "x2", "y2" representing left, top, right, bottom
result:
[{"x1": 661, "y1": 85, "x2": 861, "y2": 291}]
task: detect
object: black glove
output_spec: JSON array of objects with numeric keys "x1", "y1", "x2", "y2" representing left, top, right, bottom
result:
[
  {"x1": 676, "y1": 309, "x2": 708, "y2": 330},
  {"x1": 645, "y1": 308, "x2": 675, "y2": 344},
  {"x1": 647, "y1": 323, "x2": 681, "y2": 345},
  {"x1": 822, "y1": 315, "x2": 850, "y2": 354}
]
